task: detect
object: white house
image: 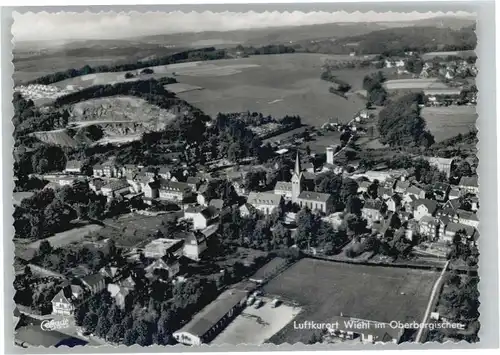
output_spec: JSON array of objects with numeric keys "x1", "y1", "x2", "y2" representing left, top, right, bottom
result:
[
  {"x1": 247, "y1": 192, "x2": 283, "y2": 215},
  {"x1": 184, "y1": 206, "x2": 219, "y2": 230},
  {"x1": 413, "y1": 199, "x2": 438, "y2": 221}
]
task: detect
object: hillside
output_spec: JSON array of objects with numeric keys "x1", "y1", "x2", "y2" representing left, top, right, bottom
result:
[{"x1": 299, "y1": 25, "x2": 476, "y2": 55}]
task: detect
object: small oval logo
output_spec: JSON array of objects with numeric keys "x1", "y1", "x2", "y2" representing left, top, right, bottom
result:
[{"x1": 41, "y1": 319, "x2": 69, "y2": 331}]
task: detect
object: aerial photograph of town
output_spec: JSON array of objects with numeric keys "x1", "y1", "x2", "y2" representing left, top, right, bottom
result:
[{"x1": 10, "y1": 9, "x2": 479, "y2": 348}]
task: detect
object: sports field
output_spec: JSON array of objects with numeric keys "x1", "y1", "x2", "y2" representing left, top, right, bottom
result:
[
  {"x1": 263, "y1": 258, "x2": 439, "y2": 344},
  {"x1": 422, "y1": 105, "x2": 477, "y2": 142},
  {"x1": 384, "y1": 78, "x2": 449, "y2": 91}
]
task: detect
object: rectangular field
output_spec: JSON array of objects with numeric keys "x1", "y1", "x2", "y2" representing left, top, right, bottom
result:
[
  {"x1": 422, "y1": 105, "x2": 477, "y2": 142},
  {"x1": 421, "y1": 50, "x2": 476, "y2": 60},
  {"x1": 384, "y1": 78, "x2": 448, "y2": 91},
  {"x1": 263, "y1": 258, "x2": 439, "y2": 344}
]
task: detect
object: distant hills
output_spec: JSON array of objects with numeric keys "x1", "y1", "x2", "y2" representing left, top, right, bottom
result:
[{"x1": 15, "y1": 15, "x2": 476, "y2": 53}]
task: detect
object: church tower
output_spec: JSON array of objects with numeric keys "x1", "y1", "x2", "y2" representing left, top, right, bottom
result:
[{"x1": 291, "y1": 151, "x2": 304, "y2": 203}]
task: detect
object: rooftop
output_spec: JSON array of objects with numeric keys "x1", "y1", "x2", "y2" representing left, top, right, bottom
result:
[
  {"x1": 175, "y1": 288, "x2": 248, "y2": 338},
  {"x1": 247, "y1": 191, "x2": 282, "y2": 206},
  {"x1": 298, "y1": 191, "x2": 332, "y2": 203}
]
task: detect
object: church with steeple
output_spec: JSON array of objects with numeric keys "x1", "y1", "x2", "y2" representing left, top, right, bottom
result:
[
  {"x1": 291, "y1": 151, "x2": 305, "y2": 203},
  {"x1": 273, "y1": 151, "x2": 334, "y2": 214}
]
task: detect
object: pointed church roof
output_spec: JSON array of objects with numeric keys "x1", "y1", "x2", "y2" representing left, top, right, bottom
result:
[{"x1": 294, "y1": 150, "x2": 301, "y2": 175}]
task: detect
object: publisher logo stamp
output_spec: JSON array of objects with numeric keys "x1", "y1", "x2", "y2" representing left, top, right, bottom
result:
[{"x1": 41, "y1": 319, "x2": 69, "y2": 331}]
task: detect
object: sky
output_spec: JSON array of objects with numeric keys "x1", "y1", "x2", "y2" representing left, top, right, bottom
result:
[{"x1": 12, "y1": 11, "x2": 475, "y2": 43}]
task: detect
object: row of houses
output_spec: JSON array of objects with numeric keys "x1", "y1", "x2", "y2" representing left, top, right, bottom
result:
[{"x1": 359, "y1": 174, "x2": 479, "y2": 244}]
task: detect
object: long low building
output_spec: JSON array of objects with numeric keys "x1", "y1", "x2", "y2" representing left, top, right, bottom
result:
[{"x1": 173, "y1": 288, "x2": 249, "y2": 345}]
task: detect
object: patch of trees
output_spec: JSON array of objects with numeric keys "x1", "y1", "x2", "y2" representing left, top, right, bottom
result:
[
  {"x1": 320, "y1": 70, "x2": 352, "y2": 94},
  {"x1": 429, "y1": 272, "x2": 479, "y2": 342},
  {"x1": 75, "y1": 277, "x2": 218, "y2": 346},
  {"x1": 314, "y1": 172, "x2": 360, "y2": 211},
  {"x1": 13, "y1": 92, "x2": 71, "y2": 137},
  {"x1": 405, "y1": 56, "x2": 424, "y2": 74},
  {"x1": 140, "y1": 68, "x2": 154, "y2": 75},
  {"x1": 14, "y1": 270, "x2": 63, "y2": 314},
  {"x1": 362, "y1": 71, "x2": 388, "y2": 106},
  {"x1": 234, "y1": 44, "x2": 295, "y2": 56},
  {"x1": 294, "y1": 207, "x2": 349, "y2": 254},
  {"x1": 378, "y1": 92, "x2": 435, "y2": 147},
  {"x1": 33, "y1": 239, "x2": 116, "y2": 274},
  {"x1": 14, "y1": 176, "x2": 48, "y2": 192},
  {"x1": 13, "y1": 182, "x2": 107, "y2": 239}
]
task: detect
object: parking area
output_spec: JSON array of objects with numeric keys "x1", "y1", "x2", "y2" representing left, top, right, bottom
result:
[{"x1": 210, "y1": 297, "x2": 301, "y2": 345}]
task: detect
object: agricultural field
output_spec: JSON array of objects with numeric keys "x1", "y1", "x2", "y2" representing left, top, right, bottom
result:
[
  {"x1": 13, "y1": 44, "x2": 184, "y2": 85},
  {"x1": 173, "y1": 54, "x2": 382, "y2": 127},
  {"x1": 422, "y1": 105, "x2": 477, "y2": 142},
  {"x1": 384, "y1": 78, "x2": 449, "y2": 91},
  {"x1": 421, "y1": 50, "x2": 476, "y2": 60},
  {"x1": 263, "y1": 258, "x2": 439, "y2": 344}
]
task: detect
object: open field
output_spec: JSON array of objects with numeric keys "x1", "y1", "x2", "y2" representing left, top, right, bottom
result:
[
  {"x1": 173, "y1": 54, "x2": 382, "y2": 127},
  {"x1": 101, "y1": 212, "x2": 182, "y2": 248},
  {"x1": 164, "y1": 82, "x2": 204, "y2": 94},
  {"x1": 421, "y1": 50, "x2": 476, "y2": 60},
  {"x1": 211, "y1": 297, "x2": 302, "y2": 345},
  {"x1": 13, "y1": 191, "x2": 35, "y2": 206},
  {"x1": 384, "y1": 78, "x2": 449, "y2": 91},
  {"x1": 422, "y1": 105, "x2": 477, "y2": 142},
  {"x1": 13, "y1": 45, "x2": 184, "y2": 85},
  {"x1": 27, "y1": 224, "x2": 103, "y2": 250},
  {"x1": 263, "y1": 258, "x2": 439, "y2": 344}
]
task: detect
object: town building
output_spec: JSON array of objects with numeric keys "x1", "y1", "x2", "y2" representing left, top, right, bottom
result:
[
  {"x1": 101, "y1": 179, "x2": 130, "y2": 201},
  {"x1": 425, "y1": 157, "x2": 455, "y2": 178},
  {"x1": 143, "y1": 238, "x2": 184, "y2": 259},
  {"x1": 413, "y1": 199, "x2": 438, "y2": 221},
  {"x1": 443, "y1": 222, "x2": 477, "y2": 244},
  {"x1": 182, "y1": 231, "x2": 208, "y2": 261},
  {"x1": 459, "y1": 175, "x2": 479, "y2": 195},
  {"x1": 81, "y1": 274, "x2": 106, "y2": 295},
  {"x1": 239, "y1": 203, "x2": 257, "y2": 217},
  {"x1": 362, "y1": 199, "x2": 387, "y2": 226},
  {"x1": 184, "y1": 205, "x2": 219, "y2": 230},
  {"x1": 247, "y1": 192, "x2": 283, "y2": 215},
  {"x1": 107, "y1": 284, "x2": 130, "y2": 309},
  {"x1": 173, "y1": 288, "x2": 248, "y2": 345},
  {"x1": 457, "y1": 209, "x2": 479, "y2": 228},
  {"x1": 386, "y1": 194, "x2": 402, "y2": 212},
  {"x1": 64, "y1": 160, "x2": 83, "y2": 174},
  {"x1": 51, "y1": 285, "x2": 83, "y2": 316},
  {"x1": 145, "y1": 255, "x2": 180, "y2": 279},
  {"x1": 274, "y1": 181, "x2": 293, "y2": 200},
  {"x1": 297, "y1": 191, "x2": 333, "y2": 214},
  {"x1": 159, "y1": 180, "x2": 191, "y2": 202}
]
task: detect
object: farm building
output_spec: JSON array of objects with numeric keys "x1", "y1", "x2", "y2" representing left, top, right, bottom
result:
[{"x1": 173, "y1": 288, "x2": 248, "y2": 345}]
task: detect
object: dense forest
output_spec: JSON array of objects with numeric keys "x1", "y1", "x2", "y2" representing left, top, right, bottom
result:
[{"x1": 377, "y1": 92, "x2": 435, "y2": 147}]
